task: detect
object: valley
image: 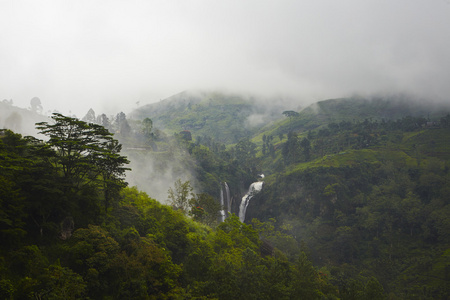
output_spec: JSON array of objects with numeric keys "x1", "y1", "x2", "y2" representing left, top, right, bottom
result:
[{"x1": 1, "y1": 91, "x2": 449, "y2": 299}]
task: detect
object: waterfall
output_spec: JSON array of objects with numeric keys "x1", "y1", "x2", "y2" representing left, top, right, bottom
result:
[
  {"x1": 219, "y1": 187, "x2": 226, "y2": 223},
  {"x1": 239, "y1": 181, "x2": 264, "y2": 223},
  {"x1": 218, "y1": 182, "x2": 232, "y2": 222},
  {"x1": 224, "y1": 182, "x2": 231, "y2": 214}
]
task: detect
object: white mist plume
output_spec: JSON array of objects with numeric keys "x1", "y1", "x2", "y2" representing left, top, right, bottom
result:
[{"x1": 124, "y1": 148, "x2": 199, "y2": 203}]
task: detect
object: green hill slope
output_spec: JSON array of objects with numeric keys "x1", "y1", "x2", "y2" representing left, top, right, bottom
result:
[
  {"x1": 129, "y1": 90, "x2": 289, "y2": 144},
  {"x1": 240, "y1": 99, "x2": 450, "y2": 298},
  {"x1": 256, "y1": 95, "x2": 450, "y2": 140},
  {"x1": 134, "y1": 93, "x2": 449, "y2": 298},
  {"x1": 0, "y1": 127, "x2": 341, "y2": 299},
  {"x1": 2, "y1": 94, "x2": 449, "y2": 298}
]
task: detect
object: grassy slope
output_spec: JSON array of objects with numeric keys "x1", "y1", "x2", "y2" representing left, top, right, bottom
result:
[{"x1": 260, "y1": 128, "x2": 450, "y2": 186}]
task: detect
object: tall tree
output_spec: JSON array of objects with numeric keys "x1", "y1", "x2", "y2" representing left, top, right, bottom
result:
[
  {"x1": 141, "y1": 117, "x2": 153, "y2": 138},
  {"x1": 282, "y1": 132, "x2": 300, "y2": 164},
  {"x1": 36, "y1": 113, "x2": 130, "y2": 203},
  {"x1": 114, "y1": 112, "x2": 131, "y2": 136},
  {"x1": 96, "y1": 113, "x2": 111, "y2": 130},
  {"x1": 94, "y1": 139, "x2": 130, "y2": 212},
  {"x1": 37, "y1": 114, "x2": 106, "y2": 187},
  {"x1": 189, "y1": 193, "x2": 222, "y2": 226},
  {"x1": 167, "y1": 179, "x2": 194, "y2": 215}
]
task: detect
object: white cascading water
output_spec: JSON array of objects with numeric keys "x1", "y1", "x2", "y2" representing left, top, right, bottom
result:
[
  {"x1": 239, "y1": 181, "x2": 264, "y2": 223},
  {"x1": 224, "y1": 182, "x2": 231, "y2": 215},
  {"x1": 219, "y1": 187, "x2": 226, "y2": 223},
  {"x1": 219, "y1": 182, "x2": 232, "y2": 222}
]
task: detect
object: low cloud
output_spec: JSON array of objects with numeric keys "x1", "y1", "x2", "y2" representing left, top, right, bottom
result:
[{"x1": 1, "y1": 1, "x2": 449, "y2": 117}]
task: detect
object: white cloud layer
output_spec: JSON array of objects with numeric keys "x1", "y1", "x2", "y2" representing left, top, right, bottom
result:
[{"x1": 1, "y1": 0, "x2": 449, "y2": 117}]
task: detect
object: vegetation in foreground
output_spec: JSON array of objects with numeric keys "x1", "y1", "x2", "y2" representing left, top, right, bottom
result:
[{"x1": 0, "y1": 115, "x2": 345, "y2": 299}]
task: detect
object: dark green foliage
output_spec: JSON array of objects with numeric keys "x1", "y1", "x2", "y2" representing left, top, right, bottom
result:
[
  {"x1": 0, "y1": 175, "x2": 27, "y2": 247},
  {"x1": 282, "y1": 131, "x2": 300, "y2": 164},
  {"x1": 0, "y1": 126, "x2": 339, "y2": 298},
  {"x1": 141, "y1": 117, "x2": 153, "y2": 138},
  {"x1": 190, "y1": 193, "x2": 222, "y2": 226},
  {"x1": 179, "y1": 130, "x2": 192, "y2": 141},
  {"x1": 36, "y1": 113, "x2": 130, "y2": 218},
  {"x1": 2, "y1": 96, "x2": 449, "y2": 299},
  {"x1": 252, "y1": 137, "x2": 449, "y2": 298},
  {"x1": 147, "y1": 95, "x2": 449, "y2": 298},
  {"x1": 282, "y1": 110, "x2": 299, "y2": 118},
  {"x1": 167, "y1": 179, "x2": 195, "y2": 214}
]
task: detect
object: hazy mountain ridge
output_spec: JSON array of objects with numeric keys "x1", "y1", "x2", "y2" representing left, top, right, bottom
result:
[
  {"x1": 129, "y1": 90, "x2": 295, "y2": 144},
  {"x1": 255, "y1": 95, "x2": 450, "y2": 139},
  {"x1": 313, "y1": 95, "x2": 450, "y2": 121},
  {"x1": 131, "y1": 91, "x2": 449, "y2": 147}
]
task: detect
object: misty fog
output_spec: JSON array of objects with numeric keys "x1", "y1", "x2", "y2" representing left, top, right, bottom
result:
[
  {"x1": 1, "y1": 0, "x2": 449, "y2": 117},
  {"x1": 2, "y1": 0, "x2": 450, "y2": 203}
]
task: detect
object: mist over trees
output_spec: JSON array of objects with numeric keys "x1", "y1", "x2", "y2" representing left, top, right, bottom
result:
[
  {"x1": 0, "y1": 117, "x2": 339, "y2": 298},
  {"x1": 2, "y1": 0, "x2": 450, "y2": 296},
  {"x1": 1, "y1": 94, "x2": 450, "y2": 298}
]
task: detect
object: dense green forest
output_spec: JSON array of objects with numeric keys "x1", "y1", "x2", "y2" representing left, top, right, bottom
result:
[
  {"x1": 0, "y1": 114, "x2": 341, "y2": 299},
  {"x1": 1, "y1": 95, "x2": 449, "y2": 299}
]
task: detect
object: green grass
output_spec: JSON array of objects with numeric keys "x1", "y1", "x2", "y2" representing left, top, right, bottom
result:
[{"x1": 403, "y1": 129, "x2": 450, "y2": 160}]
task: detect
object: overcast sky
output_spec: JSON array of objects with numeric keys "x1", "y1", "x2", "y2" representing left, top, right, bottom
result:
[{"x1": 1, "y1": 0, "x2": 449, "y2": 117}]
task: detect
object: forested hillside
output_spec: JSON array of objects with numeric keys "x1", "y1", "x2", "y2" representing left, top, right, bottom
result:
[
  {"x1": 0, "y1": 114, "x2": 341, "y2": 299},
  {"x1": 1, "y1": 94, "x2": 449, "y2": 299},
  {"x1": 250, "y1": 121, "x2": 450, "y2": 298},
  {"x1": 127, "y1": 94, "x2": 450, "y2": 298},
  {"x1": 129, "y1": 90, "x2": 291, "y2": 144}
]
